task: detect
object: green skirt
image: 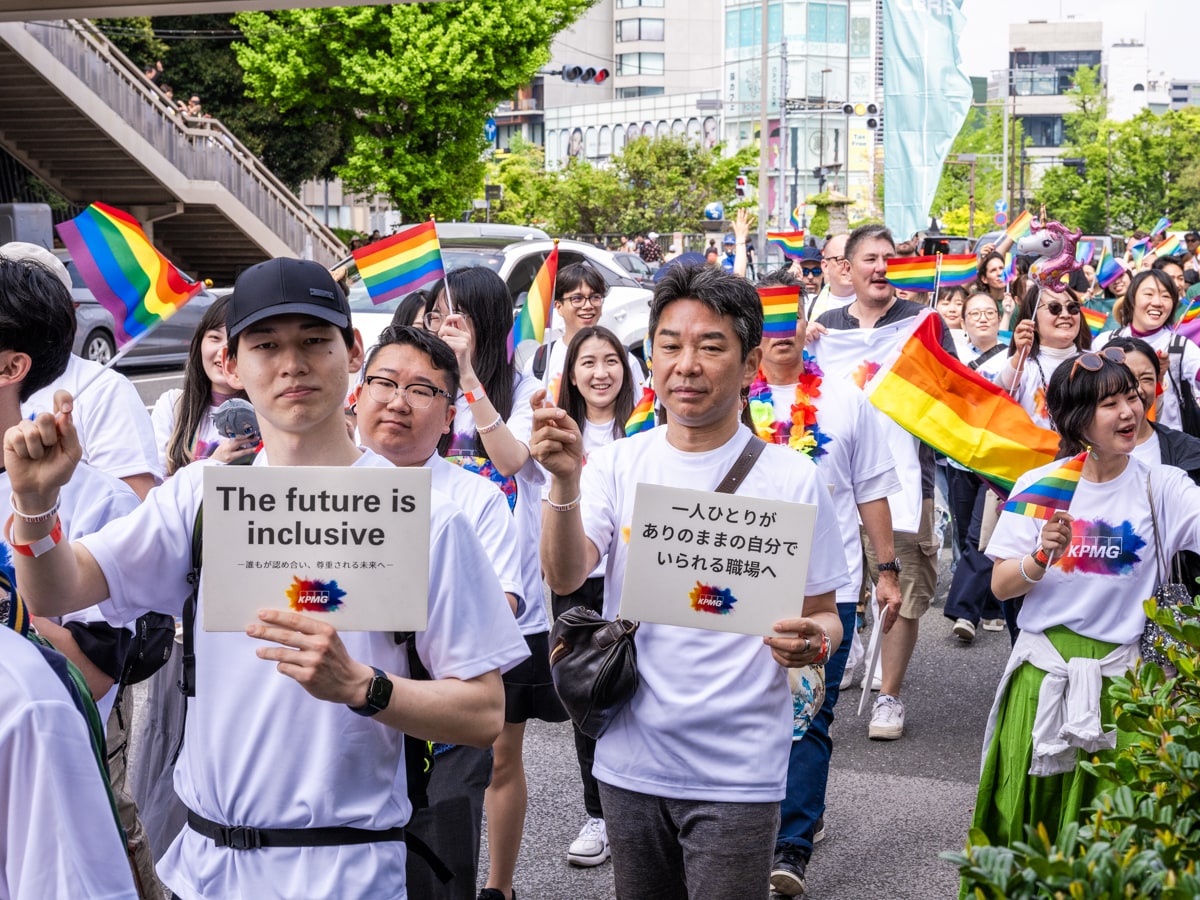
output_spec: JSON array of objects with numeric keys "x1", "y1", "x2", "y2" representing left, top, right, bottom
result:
[{"x1": 970, "y1": 625, "x2": 1133, "y2": 848}]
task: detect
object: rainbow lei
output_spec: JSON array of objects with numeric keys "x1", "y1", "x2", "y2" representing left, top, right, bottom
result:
[{"x1": 748, "y1": 354, "x2": 830, "y2": 461}]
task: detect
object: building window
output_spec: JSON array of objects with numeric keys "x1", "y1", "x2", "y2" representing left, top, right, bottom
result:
[
  {"x1": 616, "y1": 0, "x2": 663, "y2": 7},
  {"x1": 808, "y1": 1, "x2": 848, "y2": 44},
  {"x1": 616, "y1": 85, "x2": 666, "y2": 98},
  {"x1": 616, "y1": 53, "x2": 665, "y2": 77},
  {"x1": 616, "y1": 18, "x2": 665, "y2": 41},
  {"x1": 1021, "y1": 115, "x2": 1064, "y2": 147}
]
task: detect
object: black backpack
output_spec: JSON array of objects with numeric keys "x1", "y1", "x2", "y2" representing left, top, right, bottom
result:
[
  {"x1": 1167, "y1": 334, "x2": 1200, "y2": 439},
  {"x1": 532, "y1": 340, "x2": 556, "y2": 384}
]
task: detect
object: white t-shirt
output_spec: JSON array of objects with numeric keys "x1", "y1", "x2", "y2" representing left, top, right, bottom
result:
[
  {"x1": 986, "y1": 456, "x2": 1200, "y2": 644},
  {"x1": 83, "y1": 449, "x2": 528, "y2": 900},
  {"x1": 807, "y1": 287, "x2": 855, "y2": 322},
  {"x1": 150, "y1": 390, "x2": 225, "y2": 474},
  {"x1": 543, "y1": 418, "x2": 622, "y2": 580},
  {"x1": 520, "y1": 339, "x2": 647, "y2": 408},
  {"x1": 1094, "y1": 326, "x2": 1200, "y2": 432},
  {"x1": 766, "y1": 378, "x2": 901, "y2": 604},
  {"x1": 0, "y1": 628, "x2": 138, "y2": 900},
  {"x1": 1131, "y1": 431, "x2": 1162, "y2": 468},
  {"x1": 979, "y1": 343, "x2": 1077, "y2": 430},
  {"x1": 581, "y1": 425, "x2": 850, "y2": 802},
  {"x1": 23, "y1": 355, "x2": 163, "y2": 483},
  {"x1": 447, "y1": 372, "x2": 548, "y2": 635}
]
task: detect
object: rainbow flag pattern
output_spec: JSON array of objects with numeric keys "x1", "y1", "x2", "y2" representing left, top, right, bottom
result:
[
  {"x1": 1150, "y1": 216, "x2": 1172, "y2": 238},
  {"x1": 507, "y1": 242, "x2": 558, "y2": 361},
  {"x1": 1095, "y1": 245, "x2": 1125, "y2": 289},
  {"x1": 55, "y1": 203, "x2": 202, "y2": 348},
  {"x1": 1075, "y1": 240, "x2": 1096, "y2": 265},
  {"x1": 1174, "y1": 297, "x2": 1200, "y2": 344},
  {"x1": 1004, "y1": 210, "x2": 1033, "y2": 243},
  {"x1": 1002, "y1": 252, "x2": 1016, "y2": 284},
  {"x1": 352, "y1": 221, "x2": 445, "y2": 305},
  {"x1": 862, "y1": 311, "x2": 1060, "y2": 492},
  {"x1": 1003, "y1": 452, "x2": 1086, "y2": 520},
  {"x1": 758, "y1": 284, "x2": 800, "y2": 339},
  {"x1": 790, "y1": 207, "x2": 803, "y2": 230},
  {"x1": 1128, "y1": 237, "x2": 1150, "y2": 265},
  {"x1": 885, "y1": 254, "x2": 977, "y2": 291},
  {"x1": 767, "y1": 230, "x2": 806, "y2": 257},
  {"x1": 1154, "y1": 233, "x2": 1182, "y2": 259},
  {"x1": 1080, "y1": 305, "x2": 1108, "y2": 337},
  {"x1": 625, "y1": 386, "x2": 657, "y2": 436}
]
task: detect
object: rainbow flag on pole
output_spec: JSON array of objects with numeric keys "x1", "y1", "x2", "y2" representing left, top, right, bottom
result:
[
  {"x1": 1128, "y1": 237, "x2": 1150, "y2": 265},
  {"x1": 1094, "y1": 244, "x2": 1124, "y2": 288},
  {"x1": 790, "y1": 207, "x2": 803, "y2": 230},
  {"x1": 1080, "y1": 305, "x2": 1108, "y2": 337},
  {"x1": 1002, "y1": 452, "x2": 1086, "y2": 519},
  {"x1": 767, "y1": 231, "x2": 806, "y2": 257},
  {"x1": 758, "y1": 284, "x2": 800, "y2": 339},
  {"x1": 1173, "y1": 296, "x2": 1200, "y2": 344},
  {"x1": 862, "y1": 311, "x2": 1060, "y2": 492},
  {"x1": 353, "y1": 221, "x2": 445, "y2": 305},
  {"x1": 56, "y1": 203, "x2": 202, "y2": 347},
  {"x1": 1075, "y1": 240, "x2": 1096, "y2": 265},
  {"x1": 507, "y1": 242, "x2": 558, "y2": 361},
  {"x1": 1150, "y1": 216, "x2": 1172, "y2": 238},
  {"x1": 885, "y1": 254, "x2": 977, "y2": 291},
  {"x1": 1004, "y1": 210, "x2": 1033, "y2": 244},
  {"x1": 1153, "y1": 233, "x2": 1182, "y2": 259},
  {"x1": 625, "y1": 386, "x2": 657, "y2": 436}
]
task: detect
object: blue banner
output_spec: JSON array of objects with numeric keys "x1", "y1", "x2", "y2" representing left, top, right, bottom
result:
[{"x1": 882, "y1": 0, "x2": 973, "y2": 241}]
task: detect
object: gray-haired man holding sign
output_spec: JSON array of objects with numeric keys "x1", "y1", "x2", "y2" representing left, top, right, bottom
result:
[{"x1": 531, "y1": 263, "x2": 848, "y2": 898}]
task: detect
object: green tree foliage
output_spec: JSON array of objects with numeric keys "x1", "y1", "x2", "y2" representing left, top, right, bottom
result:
[
  {"x1": 94, "y1": 17, "x2": 168, "y2": 73},
  {"x1": 930, "y1": 105, "x2": 1020, "y2": 235},
  {"x1": 233, "y1": 1, "x2": 592, "y2": 219}
]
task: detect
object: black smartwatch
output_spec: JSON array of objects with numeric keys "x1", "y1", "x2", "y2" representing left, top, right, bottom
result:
[
  {"x1": 877, "y1": 559, "x2": 903, "y2": 575},
  {"x1": 348, "y1": 666, "x2": 393, "y2": 717}
]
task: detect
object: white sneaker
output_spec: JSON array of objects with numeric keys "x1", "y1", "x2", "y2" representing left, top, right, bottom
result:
[
  {"x1": 952, "y1": 618, "x2": 976, "y2": 642},
  {"x1": 981, "y1": 618, "x2": 1006, "y2": 632},
  {"x1": 869, "y1": 694, "x2": 905, "y2": 740},
  {"x1": 839, "y1": 628, "x2": 865, "y2": 689},
  {"x1": 567, "y1": 817, "x2": 610, "y2": 867},
  {"x1": 870, "y1": 670, "x2": 882, "y2": 691}
]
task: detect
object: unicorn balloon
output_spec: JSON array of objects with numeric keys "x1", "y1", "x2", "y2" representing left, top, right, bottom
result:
[{"x1": 1015, "y1": 220, "x2": 1083, "y2": 293}]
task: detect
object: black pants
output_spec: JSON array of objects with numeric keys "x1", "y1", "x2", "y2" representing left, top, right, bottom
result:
[
  {"x1": 551, "y1": 576, "x2": 606, "y2": 819},
  {"x1": 943, "y1": 467, "x2": 1003, "y2": 627}
]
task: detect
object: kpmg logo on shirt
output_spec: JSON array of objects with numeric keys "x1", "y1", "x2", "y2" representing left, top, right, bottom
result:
[
  {"x1": 1056, "y1": 520, "x2": 1145, "y2": 576},
  {"x1": 689, "y1": 582, "x2": 737, "y2": 615},
  {"x1": 285, "y1": 577, "x2": 347, "y2": 613}
]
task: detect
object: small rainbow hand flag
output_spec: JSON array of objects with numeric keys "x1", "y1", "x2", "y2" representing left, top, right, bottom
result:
[
  {"x1": 1075, "y1": 240, "x2": 1096, "y2": 265},
  {"x1": 790, "y1": 207, "x2": 803, "y2": 230},
  {"x1": 353, "y1": 220, "x2": 445, "y2": 305},
  {"x1": 885, "y1": 254, "x2": 977, "y2": 291},
  {"x1": 1080, "y1": 305, "x2": 1108, "y2": 337},
  {"x1": 1002, "y1": 251, "x2": 1016, "y2": 284},
  {"x1": 1128, "y1": 237, "x2": 1150, "y2": 265},
  {"x1": 507, "y1": 242, "x2": 558, "y2": 361},
  {"x1": 1153, "y1": 233, "x2": 1182, "y2": 259},
  {"x1": 1150, "y1": 216, "x2": 1172, "y2": 238},
  {"x1": 56, "y1": 203, "x2": 202, "y2": 348},
  {"x1": 767, "y1": 231, "x2": 806, "y2": 257},
  {"x1": 758, "y1": 284, "x2": 800, "y2": 339},
  {"x1": 625, "y1": 386, "x2": 657, "y2": 436},
  {"x1": 1173, "y1": 296, "x2": 1200, "y2": 344},
  {"x1": 1095, "y1": 245, "x2": 1124, "y2": 288},
  {"x1": 1002, "y1": 452, "x2": 1086, "y2": 520},
  {"x1": 1004, "y1": 210, "x2": 1033, "y2": 243}
]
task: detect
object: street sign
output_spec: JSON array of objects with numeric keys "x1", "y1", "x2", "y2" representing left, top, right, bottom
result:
[
  {"x1": 484, "y1": 118, "x2": 497, "y2": 142},
  {"x1": 994, "y1": 199, "x2": 1007, "y2": 213},
  {"x1": 994, "y1": 213, "x2": 1007, "y2": 226}
]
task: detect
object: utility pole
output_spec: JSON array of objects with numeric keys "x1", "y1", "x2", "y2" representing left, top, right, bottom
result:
[{"x1": 778, "y1": 39, "x2": 788, "y2": 231}]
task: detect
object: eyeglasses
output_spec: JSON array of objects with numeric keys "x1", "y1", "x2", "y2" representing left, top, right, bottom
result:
[
  {"x1": 422, "y1": 311, "x2": 443, "y2": 330},
  {"x1": 560, "y1": 292, "x2": 605, "y2": 308},
  {"x1": 1043, "y1": 300, "x2": 1081, "y2": 317},
  {"x1": 823, "y1": 255, "x2": 848, "y2": 266},
  {"x1": 1068, "y1": 346, "x2": 1126, "y2": 382},
  {"x1": 363, "y1": 376, "x2": 453, "y2": 408},
  {"x1": 964, "y1": 308, "x2": 999, "y2": 321},
  {"x1": 800, "y1": 267, "x2": 822, "y2": 276}
]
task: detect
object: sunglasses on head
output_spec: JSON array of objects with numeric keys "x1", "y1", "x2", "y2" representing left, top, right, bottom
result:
[
  {"x1": 1068, "y1": 346, "x2": 1125, "y2": 382},
  {"x1": 1043, "y1": 300, "x2": 1081, "y2": 317}
]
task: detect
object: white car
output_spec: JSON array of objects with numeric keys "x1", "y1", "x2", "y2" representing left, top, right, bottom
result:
[{"x1": 338, "y1": 226, "x2": 653, "y2": 364}]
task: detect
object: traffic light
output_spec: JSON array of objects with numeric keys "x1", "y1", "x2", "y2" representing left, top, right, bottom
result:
[
  {"x1": 562, "y1": 65, "x2": 610, "y2": 84},
  {"x1": 1062, "y1": 157, "x2": 1086, "y2": 178},
  {"x1": 842, "y1": 101, "x2": 882, "y2": 130},
  {"x1": 734, "y1": 175, "x2": 749, "y2": 200}
]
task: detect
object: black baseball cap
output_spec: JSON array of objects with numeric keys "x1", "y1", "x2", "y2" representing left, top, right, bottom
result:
[{"x1": 226, "y1": 258, "x2": 350, "y2": 340}]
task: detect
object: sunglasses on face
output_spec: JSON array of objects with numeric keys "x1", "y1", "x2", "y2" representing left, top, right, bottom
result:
[
  {"x1": 1042, "y1": 300, "x2": 1081, "y2": 317},
  {"x1": 1068, "y1": 346, "x2": 1125, "y2": 382},
  {"x1": 800, "y1": 267, "x2": 822, "y2": 276}
]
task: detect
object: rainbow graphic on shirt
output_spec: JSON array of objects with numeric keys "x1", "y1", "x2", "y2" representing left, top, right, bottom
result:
[
  {"x1": 1054, "y1": 519, "x2": 1145, "y2": 576},
  {"x1": 286, "y1": 577, "x2": 347, "y2": 613},
  {"x1": 445, "y1": 454, "x2": 518, "y2": 511},
  {"x1": 689, "y1": 582, "x2": 737, "y2": 615},
  {"x1": 852, "y1": 360, "x2": 880, "y2": 389}
]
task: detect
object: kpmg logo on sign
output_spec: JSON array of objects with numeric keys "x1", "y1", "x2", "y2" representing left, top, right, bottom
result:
[{"x1": 286, "y1": 577, "x2": 347, "y2": 614}]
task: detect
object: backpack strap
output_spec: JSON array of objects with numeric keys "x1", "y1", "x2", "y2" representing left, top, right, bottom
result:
[
  {"x1": 180, "y1": 503, "x2": 203, "y2": 699},
  {"x1": 533, "y1": 341, "x2": 553, "y2": 382}
]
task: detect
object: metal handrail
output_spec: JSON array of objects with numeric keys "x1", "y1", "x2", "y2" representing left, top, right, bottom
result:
[{"x1": 22, "y1": 19, "x2": 345, "y2": 264}]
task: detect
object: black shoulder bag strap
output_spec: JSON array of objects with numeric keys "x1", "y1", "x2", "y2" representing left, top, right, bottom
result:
[
  {"x1": 171, "y1": 504, "x2": 203, "y2": 766},
  {"x1": 716, "y1": 434, "x2": 766, "y2": 495}
]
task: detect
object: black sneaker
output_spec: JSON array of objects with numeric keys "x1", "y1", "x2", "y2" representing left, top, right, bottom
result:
[
  {"x1": 770, "y1": 847, "x2": 809, "y2": 897},
  {"x1": 478, "y1": 891, "x2": 514, "y2": 900}
]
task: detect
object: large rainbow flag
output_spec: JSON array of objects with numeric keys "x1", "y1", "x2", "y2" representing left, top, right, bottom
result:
[
  {"x1": 885, "y1": 254, "x2": 977, "y2": 291},
  {"x1": 862, "y1": 311, "x2": 1061, "y2": 492},
  {"x1": 56, "y1": 203, "x2": 203, "y2": 347},
  {"x1": 1002, "y1": 452, "x2": 1086, "y2": 519},
  {"x1": 625, "y1": 386, "x2": 657, "y2": 436},
  {"x1": 758, "y1": 284, "x2": 800, "y2": 339},
  {"x1": 507, "y1": 242, "x2": 558, "y2": 361},
  {"x1": 767, "y1": 231, "x2": 807, "y2": 257},
  {"x1": 353, "y1": 221, "x2": 445, "y2": 305}
]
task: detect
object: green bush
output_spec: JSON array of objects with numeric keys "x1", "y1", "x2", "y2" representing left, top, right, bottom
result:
[{"x1": 944, "y1": 599, "x2": 1200, "y2": 898}]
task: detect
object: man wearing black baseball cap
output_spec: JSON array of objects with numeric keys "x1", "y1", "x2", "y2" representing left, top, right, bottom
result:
[{"x1": 5, "y1": 256, "x2": 527, "y2": 899}]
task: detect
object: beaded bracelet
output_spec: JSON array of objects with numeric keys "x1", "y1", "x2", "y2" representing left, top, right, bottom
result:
[
  {"x1": 477, "y1": 416, "x2": 504, "y2": 435},
  {"x1": 547, "y1": 494, "x2": 581, "y2": 513}
]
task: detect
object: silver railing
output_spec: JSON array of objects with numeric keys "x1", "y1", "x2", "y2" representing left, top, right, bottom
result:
[{"x1": 22, "y1": 19, "x2": 345, "y2": 265}]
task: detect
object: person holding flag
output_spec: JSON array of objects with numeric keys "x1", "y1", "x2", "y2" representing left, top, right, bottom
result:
[{"x1": 971, "y1": 347, "x2": 1200, "y2": 855}]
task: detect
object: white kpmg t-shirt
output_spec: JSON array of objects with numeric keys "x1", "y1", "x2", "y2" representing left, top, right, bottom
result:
[
  {"x1": 0, "y1": 628, "x2": 138, "y2": 900},
  {"x1": 83, "y1": 449, "x2": 529, "y2": 900},
  {"x1": 23, "y1": 355, "x2": 163, "y2": 483},
  {"x1": 580, "y1": 425, "x2": 850, "y2": 803},
  {"x1": 767, "y1": 377, "x2": 901, "y2": 605},
  {"x1": 986, "y1": 456, "x2": 1200, "y2": 644}
]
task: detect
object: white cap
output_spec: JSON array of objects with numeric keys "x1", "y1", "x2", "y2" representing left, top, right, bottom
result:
[
  {"x1": 0, "y1": 241, "x2": 72, "y2": 293},
  {"x1": 647, "y1": 231, "x2": 659, "y2": 240}
]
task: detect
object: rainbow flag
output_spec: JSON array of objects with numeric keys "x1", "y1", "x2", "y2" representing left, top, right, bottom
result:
[
  {"x1": 353, "y1": 221, "x2": 445, "y2": 305},
  {"x1": 507, "y1": 243, "x2": 558, "y2": 361},
  {"x1": 1004, "y1": 210, "x2": 1033, "y2": 244},
  {"x1": 1003, "y1": 452, "x2": 1086, "y2": 520},
  {"x1": 1150, "y1": 216, "x2": 1172, "y2": 238},
  {"x1": 767, "y1": 230, "x2": 806, "y2": 257},
  {"x1": 758, "y1": 284, "x2": 800, "y2": 339},
  {"x1": 1173, "y1": 296, "x2": 1200, "y2": 343},
  {"x1": 885, "y1": 254, "x2": 977, "y2": 291},
  {"x1": 56, "y1": 203, "x2": 202, "y2": 347},
  {"x1": 1095, "y1": 245, "x2": 1124, "y2": 289},
  {"x1": 1002, "y1": 252, "x2": 1016, "y2": 284},
  {"x1": 1080, "y1": 305, "x2": 1108, "y2": 337},
  {"x1": 1128, "y1": 237, "x2": 1150, "y2": 265},
  {"x1": 1075, "y1": 240, "x2": 1096, "y2": 265},
  {"x1": 862, "y1": 311, "x2": 1060, "y2": 492},
  {"x1": 1153, "y1": 233, "x2": 1182, "y2": 259},
  {"x1": 625, "y1": 386, "x2": 657, "y2": 436},
  {"x1": 790, "y1": 207, "x2": 803, "y2": 230}
]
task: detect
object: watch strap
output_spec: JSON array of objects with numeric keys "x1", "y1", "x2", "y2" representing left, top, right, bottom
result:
[{"x1": 348, "y1": 666, "x2": 389, "y2": 717}]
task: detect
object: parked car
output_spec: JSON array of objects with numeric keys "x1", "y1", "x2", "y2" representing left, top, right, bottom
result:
[
  {"x1": 336, "y1": 224, "x2": 653, "y2": 362},
  {"x1": 59, "y1": 251, "x2": 217, "y2": 369},
  {"x1": 612, "y1": 251, "x2": 657, "y2": 287}
]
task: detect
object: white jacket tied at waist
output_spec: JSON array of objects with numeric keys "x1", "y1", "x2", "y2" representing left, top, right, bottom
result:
[{"x1": 981, "y1": 628, "x2": 1140, "y2": 778}]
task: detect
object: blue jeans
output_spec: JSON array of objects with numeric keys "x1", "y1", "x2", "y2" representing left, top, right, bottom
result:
[{"x1": 775, "y1": 602, "x2": 857, "y2": 859}]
